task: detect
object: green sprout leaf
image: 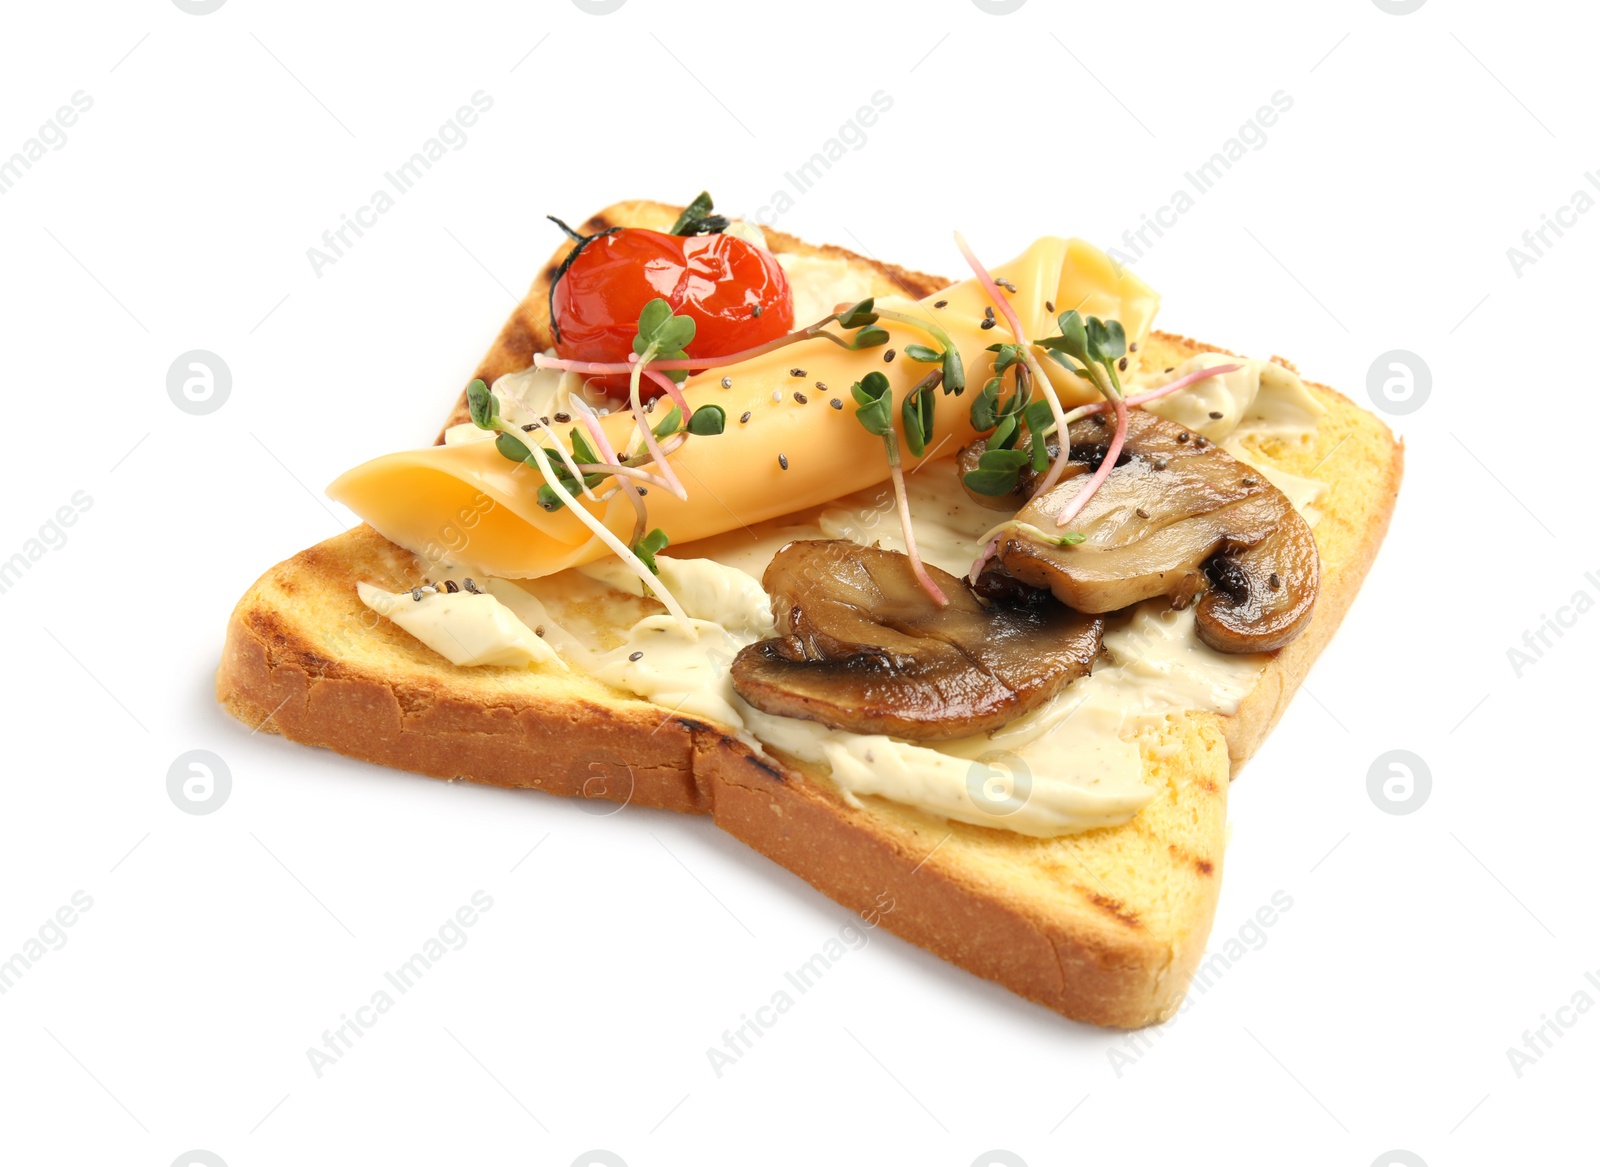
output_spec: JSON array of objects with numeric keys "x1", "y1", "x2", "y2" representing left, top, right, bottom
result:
[
  {"x1": 632, "y1": 298, "x2": 696, "y2": 384},
  {"x1": 1023, "y1": 398, "x2": 1055, "y2": 434},
  {"x1": 1086, "y1": 316, "x2": 1125, "y2": 363},
  {"x1": 570, "y1": 429, "x2": 600, "y2": 467},
  {"x1": 971, "y1": 379, "x2": 1002, "y2": 431},
  {"x1": 837, "y1": 298, "x2": 878, "y2": 329},
  {"x1": 985, "y1": 343, "x2": 1027, "y2": 376},
  {"x1": 669, "y1": 192, "x2": 715, "y2": 235},
  {"x1": 495, "y1": 430, "x2": 530, "y2": 463},
  {"x1": 634, "y1": 299, "x2": 697, "y2": 353},
  {"x1": 635, "y1": 298, "x2": 672, "y2": 346},
  {"x1": 991, "y1": 412, "x2": 1019, "y2": 451},
  {"x1": 633, "y1": 527, "x2": 671, "y2": 573},
  {"x1": 962, "y1": 448, "x2": 1031, "y2": 497},
  {"x1": 656, "y1": 315, "x2": 696, "y2": 353},
  {"x1": 1057, "y1": 310, "x2": 1089, "y2": 363},
  {"x1": 652, "y1": 405, "x2": 684, "y2": 438},
  {"x1": 1022, "y1": 398, "x2": 1056, "y2": 472},
  {"x1": 902, "y1": 343, "x2": 942, "y2": 364},
  {"x1": 941, "y1": 347, "x2": 966, "y2": 395},
  {"x1": 843, "y1": 325, "x2": 890, "y2": 350},
  {"x1": 851, "y1": 371, "x2": 893, "y2": 438},
  {"x1": 467, "y1": 379, "x2": 497, "y2": 429},
  {"x1": 902, "y1": 380, "x2": 935, "y2": 458},
  {"x1": 687, "y1": 404, "x2": 726, "y2": 436}
]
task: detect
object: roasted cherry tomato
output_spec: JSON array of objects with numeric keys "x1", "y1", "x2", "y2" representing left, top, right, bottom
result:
[{"x1": 551, "y1": 228, "x2": 795, "y2": 397}]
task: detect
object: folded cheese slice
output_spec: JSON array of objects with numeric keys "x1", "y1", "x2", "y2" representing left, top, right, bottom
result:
[{"x1": 327, "y1": 237, "x2": 1159, "y2": 579}]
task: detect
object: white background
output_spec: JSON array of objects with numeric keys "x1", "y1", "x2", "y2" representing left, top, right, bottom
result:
[{"x1": 1, "y1": 1, "x2": 1594, "y2": 1164}]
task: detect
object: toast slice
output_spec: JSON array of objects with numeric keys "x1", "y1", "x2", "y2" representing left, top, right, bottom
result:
[{"x1": 217, "y1": 202, "x2": 1402, "y2": 1027}]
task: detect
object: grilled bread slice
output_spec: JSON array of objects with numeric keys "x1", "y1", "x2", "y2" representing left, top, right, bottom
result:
[{"x1": 216, "y1": 202, "x2": 1402, "y2": 1027}]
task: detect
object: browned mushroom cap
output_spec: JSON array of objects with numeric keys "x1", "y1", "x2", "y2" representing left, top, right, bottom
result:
[
  {"x1": 1195, "y1": 522, "x2": 1319, "y2": 653},
  {"x1": 992, "y1": 410, "x2": 1319, "y2": 654},
  {"x1": 731, "y1": 540, "x2": 1103, "y2": 740}
]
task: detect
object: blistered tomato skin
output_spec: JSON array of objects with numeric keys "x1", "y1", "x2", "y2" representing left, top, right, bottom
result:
[{"x1": 552, "y1": 229, "x2": 795, "y2": 396}]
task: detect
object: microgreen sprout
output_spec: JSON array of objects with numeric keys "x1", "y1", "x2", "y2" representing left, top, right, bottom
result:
[
  {"x1": 465, "y1": 377, "x2": 692, "y2": 631},
  {"x1": 1032, "y1": 308, "x2": 1131, "y2": 528},
  {"x1": 952, "y1": 231, "x2": 1074, "y2": 494},
  {"x1": 852, "y1": 371, "x2": 948, "y2": 607},
  {"x1": 962, "y1": 344, "x2": 1047, "y2": 497},
  {"x1": 873, "y1": 308, "x2": 965, "y2": 396},
  {"x1": 901, "y1": 368, "x2": 941, "y2": 458},
  {"x1": 633, "y1": 527, "x2": 671, "y2": 573}
]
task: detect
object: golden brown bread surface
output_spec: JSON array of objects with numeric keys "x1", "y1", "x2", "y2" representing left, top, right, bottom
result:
[{"x1": 216, "y1": 202, "x2": 1402, "y2": 1027}]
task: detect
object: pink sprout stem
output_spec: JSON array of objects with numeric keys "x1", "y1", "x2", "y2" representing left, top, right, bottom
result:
[
  {"x1": 889, "y1": 455, "x2": 949, "y2": 608},
  {"x1": 1037, "y1": 362, "x2": 1243, "y2": 523},
  {"x1": 627, "y1": 395, "x2": 687, "y2": 501},
  {"x1": 570, "y1": 398, "x2": 620, "y2": 466},
  {"x1": 968, "y1": 536, "x2": 1001, "y2": 587},
  {"x1": 952, "y1": 230, "x2": 1027, "y2": 339},
  {"x1": 1053, "y1": 391, "x2": 1129, "y2": 528},
  {"x1": 643, "y1": 368, "x2": 692, "y2": 418},
  {"x1": 1091, "y1": 362, "x2": 1244, "y2": 416}
]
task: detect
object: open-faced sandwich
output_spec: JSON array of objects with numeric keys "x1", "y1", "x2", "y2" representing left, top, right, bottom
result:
[{"x1": 217, "y1": 196, "x2": 1402, "y2": 1027}]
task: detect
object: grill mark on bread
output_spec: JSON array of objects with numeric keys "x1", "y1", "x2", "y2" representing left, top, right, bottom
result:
[
  {"x1": 1169, "y1": 842, "x2": 1215, "y2": 877},
  {"x1": 1086, "y1": 891, "x2": 1142, "y2": 929},
  {"x1": 748, "y1": 755, "x2": 785, "y2": 781}
]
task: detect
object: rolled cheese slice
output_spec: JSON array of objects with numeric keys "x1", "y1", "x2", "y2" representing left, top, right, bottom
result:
[{"x1": 328, "y1": 237, "x2": 1159, "y2": 579}]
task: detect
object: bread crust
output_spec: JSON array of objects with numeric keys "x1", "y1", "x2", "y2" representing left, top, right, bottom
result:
[{"x1": 216, "y1": 203, "x2": 1402, "y2": 1028}]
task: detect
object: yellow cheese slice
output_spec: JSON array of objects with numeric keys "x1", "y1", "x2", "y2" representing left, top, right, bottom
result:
[{"x1": 327, "y1": 237, "x2": 1159, "y2": 579}]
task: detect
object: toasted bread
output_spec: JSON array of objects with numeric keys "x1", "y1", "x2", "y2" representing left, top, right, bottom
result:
[{"x1": 216, "y1": 202, "x2": 1402, "y2": 1027}]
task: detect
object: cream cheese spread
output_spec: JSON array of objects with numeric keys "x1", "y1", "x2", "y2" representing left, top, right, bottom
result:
[
  {"x1": 356, "y1": 581, "x2": 564, "y2": 669},
  {"x1": 360, "y1": 350, "x2": 1325, "y2": 836}
]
